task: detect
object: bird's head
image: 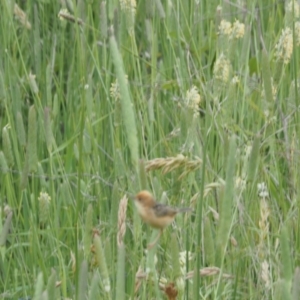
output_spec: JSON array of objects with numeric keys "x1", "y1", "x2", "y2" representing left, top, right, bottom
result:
[{"x1": 134, "y1": 190, "x2": 156, "y2": 208}]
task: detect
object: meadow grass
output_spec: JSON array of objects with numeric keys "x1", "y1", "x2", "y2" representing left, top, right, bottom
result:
[{"x1": 1, "y1": 0, "x2": 300, "y2": 299}]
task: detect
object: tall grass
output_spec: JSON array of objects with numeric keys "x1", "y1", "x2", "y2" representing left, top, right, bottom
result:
[{"x1": 1, "y1": 0, "x2": 300, "y2": 299}]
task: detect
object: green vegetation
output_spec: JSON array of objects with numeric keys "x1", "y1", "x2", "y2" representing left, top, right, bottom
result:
[{"x1": 1, "y1": 0, "x2": 300, "y2": 299}]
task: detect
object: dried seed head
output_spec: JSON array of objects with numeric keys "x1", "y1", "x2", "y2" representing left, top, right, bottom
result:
[
  {"x1": 261, "y1": 260, "x2": 271, "y2": 289},
  {"x1": 58, "y1": 9, "x2": 84, "y2": 25},
  {"x1": 185, "y1": 86, "x2": 201, "y2": 117},
  {"x1": 117, "y1": 195, "x2": 128, "y2": 247},
  {"x1": 231, "y1": 20, "x2": 245, "y2": 39},
  {"x1": 295, "y1": 22, "x2": 300, "y2": 46},
  {"x1": 14, "y1": 4, "x2": 31, "y2": 29},
  {"x1": 120, "y1": 0, "x2": 136, "y2": 15},
  {"x1": 38, "y1": 191, "x2": 51, "y2": 226},
  {"x1": 219, "y1": 20, "x2": 232, "y2": 36},
  {"x1": 213, "y1": 53, "x2": 231, "y2": 83},
  {"x1": 275, "y1": 27, "x2": 293, "y2": 64}
]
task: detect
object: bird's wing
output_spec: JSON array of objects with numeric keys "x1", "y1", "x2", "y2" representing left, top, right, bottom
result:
[{"x1": 153, "y1": 203, "x2": 177, "y2": 217}]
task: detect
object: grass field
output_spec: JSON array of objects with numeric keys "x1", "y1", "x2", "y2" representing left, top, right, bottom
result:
[{"x1": 1, "y1": 0, "x2": 300, "y2": 299}]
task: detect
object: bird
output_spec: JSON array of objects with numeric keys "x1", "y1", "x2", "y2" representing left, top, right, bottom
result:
[{"x1": 133, "y1": 190, "x2": 192, "y2": 249}]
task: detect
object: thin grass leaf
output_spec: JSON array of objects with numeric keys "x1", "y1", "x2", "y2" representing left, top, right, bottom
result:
[
  {"x1": 110, "y1": 181, "x2": 120, "y2": 227},
  {"x1": 0, "y1": 70, "x2": 5, "y2": 99},
  {"x1": 116, "y1": 244, "x2": 126, "y2": 300},
  {"x1": 216, "y1": 136, "x2": 236, "y2": 264},
  {"x1": 93, "y1": 234, "x2": 111, "y2": 296},
  {"x1": 2, "y1": 126, "x2": 14, "y2": 167},
  {"x1": 0, "y1": 151, "x2": 9, "y2": 174},
  {"x1": 46, "y1": 269, "x2": 56, "y2": 300},
  {"x1": 113, "y1": 9, "x2": 119, "y2": 42},
  {"x1": 83, "y1": 125, "x2": 92, "y2": 154},
  {"x1": 28, "y1": 105, "x2": 38, "y2": 172},
  {"x1": 44, "y1": 107, "x2": 53, "y2": 152},
  {"x1": 138, "y1": 159, "x2": 147, "y2": 190},
  {"x1": 109, "y1": 29, "x2": 139, "y2": 168},
  {"x1": 16, "y1": 111, "x2": 27, "y2": 147},
  {"x1": 275, "y1": 279, "x2": 292, "y2": 300},
  {"x1": 280, "y1": 226, "x2": 292, "y2": 291},
  {"x1": 203, "y1": 217, "x2": 215, "y2": 266},
  {"x1": 292, "y1": 267, "x2": 300, "y2": 300},
  {"x1": 33, "y1": 272, "x2": 44, "y2": 300},
  {"x1": 247, "y1": 136, "x2": 260, "y2": 182},
  {"x1": 88, "y1": 271, "x2": 101, "y2": 300},
  {"x1": 33, "y1": 5, "x2": 41, "y2": 75},
  {"x1": 261, "y1": 50, "x2": 273, "y2": 103},
  {"x1": 170, "y1": 233, "x2": 181, "y2": 281},
  {"x1": 85, "y1": 77, "x2": 94, "y2": 120},
  {"x1": 37, "y1": 162, "x2": 49, "y2": 189},
  {"x1": 20, "y1": 156, "x2": 29, "y2": 189},
  {"x1": 46, "y1": 64, "x2": 52, "y2": 107},
  {"x1": 0, "y1": 211, "x2": 13, "y2": 246},
  {"x1": 41, "y1": 291, "x2": 48, "y2": 300},
  {"x1": 100, "y1": 1, "x2": 108, "y2": 39},
  {"x1": 78, "y1": 260, "x2": 89, "y2": 300},
  {"x1": 83, "y1": 204, "x2": 93, "y2": 259},
  {"x1": 154, "y1": 0, "x2": 165, "y2": 18}
]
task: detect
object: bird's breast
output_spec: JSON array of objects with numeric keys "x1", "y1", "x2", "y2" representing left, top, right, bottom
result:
[{"x1": 134, "y1": 201, "x2": 174, "y2": 229}]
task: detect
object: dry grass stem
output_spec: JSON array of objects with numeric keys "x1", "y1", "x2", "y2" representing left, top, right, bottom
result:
[
  {"x1": 257, "y1": 192, "x2": 271, "y2": 289},
  {"x1": 134, "y1": 266, "x2": 147, "y2": 294},
  {"x1": 70, "y1": 251, "x2": 76, "y2": 274},
  {"x1": 230, "y1": 235, "x2": 238, "y2": 247},
  {"x1": 145, "y1": 154, "x2": 202, "y2": 178},
  {"x1": 208, "y1": 206, "x2": 219, "y2": 221},
  {"x1": 190, "y1": 180, "x2": 225, "y2": 207},
  {"x1": 185, "y1": 267, "x2": 233, "y2": 280},
  {"x1": 257, "y1": 197, "x2": 270, "y2": 259},
  {"x1": 58, "y1": 9, "x2": 84, "y2": 25},
  {"x1": 117, "y1": 195, "x2": 128, "y2": 247},
  {"x1": 203, "y1": 180, "x2": 225, "y2": 197}
]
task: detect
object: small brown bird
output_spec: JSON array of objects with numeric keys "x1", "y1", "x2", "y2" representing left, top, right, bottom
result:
[{"x1": 133, "y1": 190, "x2": 192, "y2": 249}]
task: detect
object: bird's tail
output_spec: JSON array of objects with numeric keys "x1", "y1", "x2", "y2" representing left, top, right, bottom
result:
[{"x1": 177, "y1": 207, "x2": 192, "y2": 213}]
